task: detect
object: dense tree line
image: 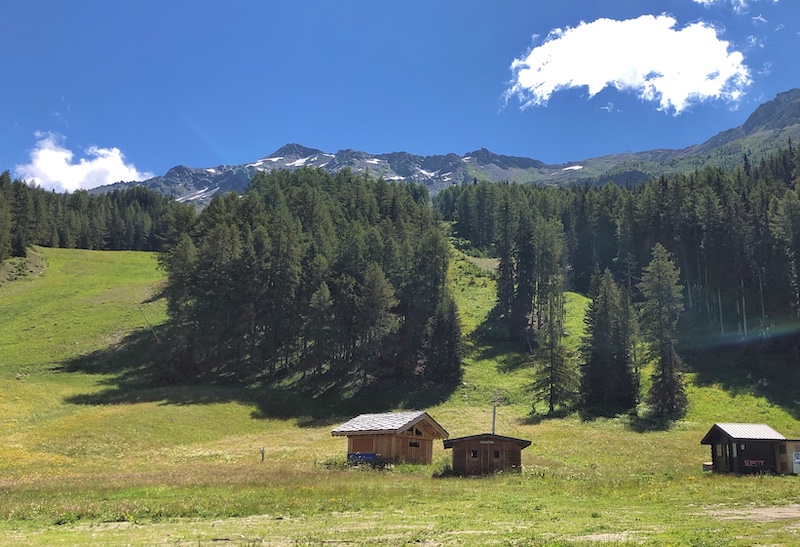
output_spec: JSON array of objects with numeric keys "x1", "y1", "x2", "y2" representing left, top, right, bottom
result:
[
  {"x1": 159, "y1": 168, "x2": 463, "y2": 386},
  {"x1": 435, "y1": 144, "x2": 800, "y2": 417},
  {"x1": 0, "y1": 170, "x2": 180, "y2": 263}
]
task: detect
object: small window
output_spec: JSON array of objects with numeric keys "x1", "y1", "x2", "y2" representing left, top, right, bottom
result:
[
  {"x1": 470, "y1": 450, "x2": 478, "y2": 458},
  {"x1": 493, "y1": 450, "x2": 500, "y2": 459},
  {"x1": 732, "y1": 444, "x2": 737, "y2": 457},
  {"x1": 409, "y1": 441, "x2": 420, "y2": 448},
  {"x1": 415, "y1": 428, "x2": 423, "y2": 436},
  {"x1": 780, "y1": 445, "x2": 787, "y2": 455}
]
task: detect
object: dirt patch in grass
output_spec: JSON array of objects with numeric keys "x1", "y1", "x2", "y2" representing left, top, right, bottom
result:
[
  {"x1": 704, "y1": 504, "x2": 800, "y2": 522},
  {"x1": 0, "y1": 250, "x2": 46, "y2": 286},
  {"x1": 570, "y1": 531, "x2": 638, "y2": 543},
  {"x1": 465, "y1": 256, "x2": 498, "y2": 272}
]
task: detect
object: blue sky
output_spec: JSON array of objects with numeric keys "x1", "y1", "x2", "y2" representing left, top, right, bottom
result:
[{"x1": 2, "y1": 0, "x2": 799, "y2": 191}]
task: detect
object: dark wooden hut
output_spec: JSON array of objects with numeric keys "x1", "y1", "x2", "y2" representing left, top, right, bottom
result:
[
  {"x1": 331, "y1": 411, "x2": 448, "y2": 464},
  {"x1": 700, "y1": 423, "x2": 788, "y2": 474},
  {"x1": 443, "y1": 433, "x2": 531, "y2": 475}
]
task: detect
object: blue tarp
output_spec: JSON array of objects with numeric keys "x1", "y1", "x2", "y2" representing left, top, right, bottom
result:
[{"x1": 347, "y1": 452, "x2": 378, "y2": 461}]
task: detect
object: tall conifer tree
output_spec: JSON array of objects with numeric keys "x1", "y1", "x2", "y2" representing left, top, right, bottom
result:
[
  {"x1": 532, "y1": 271, "x2": 577, "y2": 414},
  {"x1": 581, "y1": 269, "x2": 638, "y2": 414},
  {"x1": 638, "y1": 244, "x2": 686, "y2": 418}
]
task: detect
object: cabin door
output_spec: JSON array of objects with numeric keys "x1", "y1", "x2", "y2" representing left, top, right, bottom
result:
[
  {"x1": 715, "y1": 444, "x2": 730, "y2": 472},
  {"x1": 793, "y1": 452, "x2": 800, "y2": 475},
  {"x1": 406, "y1": 440, "x2": 421, "y2": 463},
  {"x1": 479, "y1": 442, "x2": 496, "y2": 474}
]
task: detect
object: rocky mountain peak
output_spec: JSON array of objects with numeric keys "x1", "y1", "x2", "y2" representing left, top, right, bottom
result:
[
  {"x1": 92, "y1": 89, "x2": 800, "y2": 206},
  {"x1": 270, "y1": 143, "x2": 324, "y2": 159}
]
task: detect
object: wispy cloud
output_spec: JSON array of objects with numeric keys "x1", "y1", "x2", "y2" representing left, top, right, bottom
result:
[
  {"x1": 504, "y1": 15, "x2": 751, "y2": 115},
  {"x1": 14, "y1": 132, "x2": 153, "y2": 192},
  {"x1": 599, "y1": 102, "x2": 616, "y2": 114},
  {"x1": 691, "y1": 0, "x2": 780, "y2": 15}
]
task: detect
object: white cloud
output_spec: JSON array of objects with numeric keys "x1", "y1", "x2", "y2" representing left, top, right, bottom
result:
[
  {"x1": 14, "y1": 132, "x2": 153, "y2": 192},
  {"x1": 504, "y1": 15, "x2": 751, "y2": 115}
]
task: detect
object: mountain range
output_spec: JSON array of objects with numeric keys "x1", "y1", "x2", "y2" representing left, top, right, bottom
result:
[{"x1": 97, "y1": 89, "x2": 800, "y2": 205}]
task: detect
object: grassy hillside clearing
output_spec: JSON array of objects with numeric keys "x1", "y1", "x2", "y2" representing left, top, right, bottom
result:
[{"x1": 1, "y1": 247, "x2": 800, "y2": 545}]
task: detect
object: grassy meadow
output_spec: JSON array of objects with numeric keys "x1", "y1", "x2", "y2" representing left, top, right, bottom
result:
[{"x1": 1, "y1": 247, "x2": 800, "y2": 545}]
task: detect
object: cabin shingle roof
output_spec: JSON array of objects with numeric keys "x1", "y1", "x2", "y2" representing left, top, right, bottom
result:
[{"x1": 331, "y1": 411, "x2": 448, "y2": 438}]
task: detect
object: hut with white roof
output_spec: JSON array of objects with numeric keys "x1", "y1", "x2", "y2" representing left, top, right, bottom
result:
[
  {"x1": 700, "y1": 423, "x2": 800, "y2": 474},
  {"x1": 331, "y1": 410, "x2": 448, "y2": 464}
]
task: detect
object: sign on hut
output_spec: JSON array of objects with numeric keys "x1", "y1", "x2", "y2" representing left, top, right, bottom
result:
[
  {"x1": 331, "y1": 410, "x2": 448, "y2": 464},
  {"x1": 443, "y1": 433, "x2": 531, "y2": 475},
  {"x1": 700, "y1": 423, "x2": 800, "y2": 475}
]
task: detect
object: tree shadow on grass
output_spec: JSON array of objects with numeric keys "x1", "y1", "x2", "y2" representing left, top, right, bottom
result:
[
  {"x1": 680, "y1": 327, "x2": 800, "y2": 421},
  {"x1": 472, "y1": 341, "x2": 533, "y2": 374},
  {"x1": 578, "y1": 407, "x2": 636, "y2": 422},
  {"x1": 518, "y1": 407, "x2": 573, "y2": 426},
  {"x1": 626, "y1": 413, "x2": 673, "y2": 433},
  {"x1": 469, "y1": 307, "x2": 536, "y2": 374},
  {"x1": 58, "y1": 327, "x2": 459, "y2": 425}
]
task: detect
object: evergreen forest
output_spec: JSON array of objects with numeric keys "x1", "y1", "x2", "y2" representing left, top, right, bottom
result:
[
  {"x1": 435, "y1": 143, "x2": 800, "y2": 418},
  {"x1": 157, "y1": 168, "x2": 463, "y2": 387},
  {"x1": 0, "y1": 169, "x2": 180, "y2": 262},
  {"x1": 4, "y1": 143, "x2": 800, "y2": 420}
]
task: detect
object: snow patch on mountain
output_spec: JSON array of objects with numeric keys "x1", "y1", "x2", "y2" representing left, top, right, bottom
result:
[
  {"x1": 176, "y1": 186, "x2": 219, "y2": 203},
  {"x1": 287, "y1": 157, "x2": 311, "y2": 167}
]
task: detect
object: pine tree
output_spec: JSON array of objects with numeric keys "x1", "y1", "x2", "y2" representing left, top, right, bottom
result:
[
  {"x1": 581, "y1": 269, "x2": 638, "y2": 414},
  {"x1": 510, "y1": 206, "x2": 536, "y2": 338},
  {"x1": 11, "y1": 181, "x2": 34, "y2": 257},
  {"x1": 495, "y1": 192, "x2": 517, "y2": 324},
  {"x1": 355, "y1": 262, "x2": 399, "y2": 366},
  {"x1": 0, "y1": 190, "x2": 11, "y2": 263},
  {"x1": 305, "y1": 281, "x2": 334, "y2": 376},
  {"x1": 532, "y1": 271, "x2": 577, "y2": 414},
  {"x1": 425, "y1": 290, "x2": 464, "y2": 384},
  {"x1": 638, "y1": 244, "x2": 687, "y2": 418}
]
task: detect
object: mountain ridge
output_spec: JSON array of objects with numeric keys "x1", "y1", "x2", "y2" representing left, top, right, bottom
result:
[{"x1": 95, "y1": 88, "x2": 800, "y2": 204}]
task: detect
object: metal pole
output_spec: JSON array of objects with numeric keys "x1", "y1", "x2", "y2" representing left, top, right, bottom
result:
[{"x1": 138, "y1": 307, "x2": 160, "y2": 343}]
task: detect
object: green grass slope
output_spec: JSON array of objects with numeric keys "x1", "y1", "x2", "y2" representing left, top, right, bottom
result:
[{"x1": 2, "y1": 247, "x2": 800, "y2": 545}]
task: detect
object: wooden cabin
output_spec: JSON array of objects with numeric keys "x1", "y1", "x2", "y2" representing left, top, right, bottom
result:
[
  {"x1": 443, "y1": 433, "x2": 531, "y2": 475},
  {"x1": 700, "y1": 423, "x2": 798, "y2": 474},
  {"x1": 331, "y1": 411, "x2": 448, "y2": 464}
]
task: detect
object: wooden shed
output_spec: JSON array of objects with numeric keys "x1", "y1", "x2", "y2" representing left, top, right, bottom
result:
[
  {"x1": 700, "y1": 423, "x2": 794, "y2": 474},
  {"x1": 443, "y1": 433, "x2": 531, "y2": 475},
  {"x1": 331, "y1": 411, "x2": 448, "y2": 464}
]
